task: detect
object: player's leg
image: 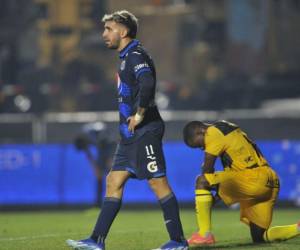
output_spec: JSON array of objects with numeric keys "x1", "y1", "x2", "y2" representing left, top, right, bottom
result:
[
  {"x1": 236, "y1": 168, "x2": 274, "y2": 243},
  {"x1": 91, "y1": 170, "x2": 131, "y2": 243},
  {"x1": 263, "y1": 222, "x2": 300, "y2": 242},
  {"x1": 148, "y1": 177, "x2": 185, "y2": 241},
  {"x1": 241, "y1": 168, "x2": 299, "y2": 242},
  {"x1": 188, "y1": 175, "x2": 215, "y2": 246},
  {"x1": 249, "y1": 216, "x2": 300, "y2": 243},
  {"x1": 66, "y1": 170, "x2": 130, "y2": 250},
  {"x1": 67, "y1": 143, "x2": 131, "y2": 250},
  {"x1": 262, "y1": 171, "x2": 300, "y2": 242},
  {"x1": 195, "y1": 175, "x2": 213, "y2": 237},
  {"x1": 148, "y1": 176, "x2": 188, "y2": 249},
  {"x1": 137, "y1": 132, "x2": 187, "y2": 249},
  {"x1": 194, "y1": 168, "x2": 268, "y2": 245}
]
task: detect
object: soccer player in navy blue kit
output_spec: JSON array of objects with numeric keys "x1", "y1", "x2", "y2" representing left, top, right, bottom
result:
[{"x1": 66, "y1": 10, "x2": 188, "y2": 250}]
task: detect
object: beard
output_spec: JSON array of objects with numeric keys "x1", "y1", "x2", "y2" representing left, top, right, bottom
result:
[
  {"x1": 105, "y1": 37, "x2": 120, "y2": 50},
  {"x1": 108, "y1": 43, "x2": 119, "y2": 50}
]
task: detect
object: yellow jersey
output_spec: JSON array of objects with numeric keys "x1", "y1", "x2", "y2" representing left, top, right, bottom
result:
[{"x1": 204, "y1": 120, "x2": 269, "y2": 171}]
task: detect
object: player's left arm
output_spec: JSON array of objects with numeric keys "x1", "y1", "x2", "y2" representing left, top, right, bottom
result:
[{"x1": 128, "y1": 54, "x2": 154, "y2": 132}]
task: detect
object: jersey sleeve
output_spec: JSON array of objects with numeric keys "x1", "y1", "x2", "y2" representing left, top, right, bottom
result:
[
  {"x1": 129, "y1": 52, "x2": 155, "y2": 108},
  {"x1": 130, "y1": 52, "x2": 152, "y2": 79},
  {"x1": 204, "y1": 127, "x2": 225, "y2": 156}
]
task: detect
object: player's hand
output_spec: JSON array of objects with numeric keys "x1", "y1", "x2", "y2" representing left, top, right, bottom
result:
[{"x1": 127, "y1": 113, "x2": 143, "y2": 133}]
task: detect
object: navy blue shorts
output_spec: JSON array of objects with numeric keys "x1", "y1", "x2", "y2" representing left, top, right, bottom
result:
[{"x1": 112, "y1": 132, "x2": 166, "y2": 180}]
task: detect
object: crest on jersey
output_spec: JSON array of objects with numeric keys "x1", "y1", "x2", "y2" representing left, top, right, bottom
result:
[{"x1": 120, "y1": 60, "x2": 126, "y2": 71}]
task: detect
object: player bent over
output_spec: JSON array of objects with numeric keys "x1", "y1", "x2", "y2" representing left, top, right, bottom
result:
[{"x1": 183, "y1": 120, "x2": 299, "y2": 246}]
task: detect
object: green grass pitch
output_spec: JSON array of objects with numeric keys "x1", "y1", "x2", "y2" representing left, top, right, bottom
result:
[{"x1": 0, "y1": 208, "x2": 299, "y2": 250}]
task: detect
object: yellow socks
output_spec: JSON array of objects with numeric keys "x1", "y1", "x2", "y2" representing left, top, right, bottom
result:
[
  {"x1": 195, "y1": 189, "x2": 213, "y2": 236},
  {"x1": 264, "y1": 222, "x2": 300, "y2": 242}
]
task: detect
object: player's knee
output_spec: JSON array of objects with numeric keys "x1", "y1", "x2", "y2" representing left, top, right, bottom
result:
[
  {"x1": 195, "y1": 175, "x2": 210, "y2": 189},
  {"x1": 105, "y1": 173, "x2": 121, "y2": 193},
  {"x1": 148, "y1": 177, "x2": 172, "y2": 198}
]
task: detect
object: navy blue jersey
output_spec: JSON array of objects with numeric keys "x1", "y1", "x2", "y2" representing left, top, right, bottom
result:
[{"x1": 117, "y1": 39, "x2": 164, "y2": 144}]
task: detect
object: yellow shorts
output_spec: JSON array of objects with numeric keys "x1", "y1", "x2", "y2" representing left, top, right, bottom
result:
[{"x1": 205, "y1": 166, "x2": 279, "y2": 229}]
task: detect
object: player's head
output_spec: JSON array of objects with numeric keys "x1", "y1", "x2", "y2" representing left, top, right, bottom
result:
[
  {"x1": 102, "y1": 10, "x2": 138, "y2": 50},
  {"x1": 183, "y1": 121, "x2": 209, "y2": 149}
]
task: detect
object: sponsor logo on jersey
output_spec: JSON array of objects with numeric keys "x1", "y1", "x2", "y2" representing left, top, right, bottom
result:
[{"x1": 134, "y1": 62, "x2": 149, "y2": 72}]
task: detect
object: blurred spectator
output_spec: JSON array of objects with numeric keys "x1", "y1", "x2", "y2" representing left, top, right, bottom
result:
[
  {"x1": 74, "y1": 122, "x2": 115, "y2": 206},
  {"x1": 0, "y1": 0, "x2": 300, "y2": 113}
]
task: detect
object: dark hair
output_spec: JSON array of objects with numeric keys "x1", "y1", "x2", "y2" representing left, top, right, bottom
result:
[
  {"x1": 183, "y1": 121, "x2": 206, "y2": 146},
  {"x1": 102, "y1": 10, "x2": 138, "y2": 38}
]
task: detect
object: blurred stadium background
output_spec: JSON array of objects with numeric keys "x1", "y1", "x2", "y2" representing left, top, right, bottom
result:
[{"x1": 0, "y1": 0, "x2": 300, "y2": 214}]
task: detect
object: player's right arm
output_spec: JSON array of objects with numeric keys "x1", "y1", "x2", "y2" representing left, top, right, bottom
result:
[
  {"x1": 201, "y1": 152, "x2": 221, "y2": 204},
  {"x1": 202, "y1": 152, "x2": 217, "y2": 174},
  {"x1": 202, "y1": 126, "x2": 225, "y2": 173}
]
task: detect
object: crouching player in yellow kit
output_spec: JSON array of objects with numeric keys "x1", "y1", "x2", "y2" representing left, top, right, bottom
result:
[{"x1": 183, "y1": 120, "x2": 299, "y2": 246}]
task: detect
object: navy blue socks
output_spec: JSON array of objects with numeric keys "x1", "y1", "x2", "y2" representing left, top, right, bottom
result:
[
  {"x1": 91, "y1": 197, "x2": 122, "y2": 243},
  {"x1": 90, "y1": 194, "x2": 184, "y2": 244},
  {"x1": 159, "y1": 193, "x2": 185, "y2": 242}
]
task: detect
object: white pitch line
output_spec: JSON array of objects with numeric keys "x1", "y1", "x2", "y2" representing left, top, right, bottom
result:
[
  {"x1": 0, "y1": 228, "x2": 159, "y2": 242},
  {"x1": 0, "y1": 232, "x2": 83, "y2": 242}
]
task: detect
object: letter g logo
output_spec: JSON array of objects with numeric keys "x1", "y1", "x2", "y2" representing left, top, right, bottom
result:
[{"x1": 147, "y1": 161, "x2": 158, "y2": 173}]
